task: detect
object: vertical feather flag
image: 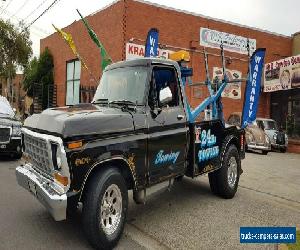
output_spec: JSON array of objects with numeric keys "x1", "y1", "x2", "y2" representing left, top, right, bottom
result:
[
  {"x1": 144, "y1": 28, "x2": 159, "y2": 57},
  {"x1": 52, "y1": 24, "x2": 88, "y2": 70},
  {"x1": 241, "y1": 48, "x2": 266, "y2": 128},
  {"x1": 52, "y1": 24, "x2": 98, "y2": 83},
  {"x1": 76, "y1": 9, "x2": 112, "y2": 71}
]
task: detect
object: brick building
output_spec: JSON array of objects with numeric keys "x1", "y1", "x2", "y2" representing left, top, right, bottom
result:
[
  {"x1": 40, "y1": 0, "x2": 299, "y2": 126},
  {"x1": 0, "y1": 74, "x2": 26, "y2": 114}
]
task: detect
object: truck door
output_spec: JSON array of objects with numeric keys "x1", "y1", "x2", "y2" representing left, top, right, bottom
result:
[{"x1": 147, "y1": 65, "x2": 188, "y2": 184}]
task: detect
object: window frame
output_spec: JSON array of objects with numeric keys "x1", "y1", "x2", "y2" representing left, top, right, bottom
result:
[
  {"x1": 65, "y1": 59, "x2": 81, "y2": 105},
  {"x1": 148, "y1": 65, "x2": 182, "y2": 109}
]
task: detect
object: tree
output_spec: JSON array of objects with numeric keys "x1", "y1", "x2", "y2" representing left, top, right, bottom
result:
[
  {"x1": 0, "y1": 19, "x2": 32, "y2": 100},
  {"x1": 23, "y1": 47, "x2": 54, "y2": 109}
]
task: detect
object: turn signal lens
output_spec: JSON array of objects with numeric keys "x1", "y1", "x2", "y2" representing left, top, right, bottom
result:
[
  {"x1": 67, "y1": 140, "x2": 83, "y2": 149},
  {"x1": 54, "y1": 173, "x2": 69, "y2": 186}
]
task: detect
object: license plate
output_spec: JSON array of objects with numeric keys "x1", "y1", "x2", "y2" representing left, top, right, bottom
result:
[
  {"x1": 0, "y1": 144, "x2": 6, "y2": 149},
  {"x1": 28, "y1": 180, "x2": 37, "y2": 196}
]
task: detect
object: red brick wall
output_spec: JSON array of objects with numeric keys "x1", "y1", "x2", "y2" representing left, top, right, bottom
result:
[
  {"x1": 40, "y1": 1, "x2": 125, "y2": 106},
  {"x1": 41, "y1": 0, "x2": 293, "y2": 120}
]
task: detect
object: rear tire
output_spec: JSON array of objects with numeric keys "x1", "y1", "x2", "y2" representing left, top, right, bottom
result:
[
  {"x1": 82, "y1": 167, "x2": 128, "y2": 249},
  {"x1": 208, "y1": 144, "x2": 241, "y2": 199},
  {"x1": 262, "y1": 150, "x2": 268, "y2": 155}
]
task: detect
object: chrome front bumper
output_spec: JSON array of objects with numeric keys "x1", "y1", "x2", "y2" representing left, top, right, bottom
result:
[
  {"x1": 271, "y1": 143, "x2": 287, "y2": 149},
  {"x1": 247, "y1": 144, "x2": 271, "y2": 151},
  {"x1": 16, "y1": 163, "x2": 67, "y2": 221}
]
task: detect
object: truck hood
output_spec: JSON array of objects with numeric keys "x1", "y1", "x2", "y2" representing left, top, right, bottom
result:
[
  {"x1": 0, "y1": 116, "x2": 22, "y2": 127},
  {"x1": 24, "y1": 104, "x2": 135, "y2": 138}
]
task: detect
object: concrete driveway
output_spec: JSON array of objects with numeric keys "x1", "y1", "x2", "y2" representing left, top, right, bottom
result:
[{"x1": 0, "y1": 152, "x2": 299, "y2": 249}]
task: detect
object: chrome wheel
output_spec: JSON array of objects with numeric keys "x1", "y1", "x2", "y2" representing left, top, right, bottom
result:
[
  {"x1": 227, "y1": 156, "x2": 238, "y2": 189},
  {"x1": 100, "y1": 184, "x2": 122, "y2": 236}
]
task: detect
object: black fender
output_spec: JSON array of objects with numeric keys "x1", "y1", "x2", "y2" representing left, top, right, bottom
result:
[
  {"x1": 220, "y1": 134, "x2": 243, "y2": 174},
  {"x1": 78, "y1": 156, "x2": 137, "y2": 202}
]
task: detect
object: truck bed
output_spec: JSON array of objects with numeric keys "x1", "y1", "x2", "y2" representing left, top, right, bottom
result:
[{"x1": 186, "y1": 119, "x2": 245, "y2": 177}]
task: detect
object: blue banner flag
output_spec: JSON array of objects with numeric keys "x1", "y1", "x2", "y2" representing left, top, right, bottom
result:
[
  {"x1": 241, "y1": 48, "x2": 266, "y2": 128},
  {"x1": 240, "y1": 227, "x2": 296, "y2": 244},
  {"x1": 144, "y1": 28, "x2": 159, "y2": 57}
]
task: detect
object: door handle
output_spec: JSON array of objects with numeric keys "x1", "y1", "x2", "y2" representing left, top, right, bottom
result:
[{"x1": 177, "y1": 115, "x2": 184, "y2": 120}]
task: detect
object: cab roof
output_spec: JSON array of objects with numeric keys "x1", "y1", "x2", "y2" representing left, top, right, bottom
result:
[{"x1": 105, "y1": 58, "x2": 181, "y2": 72}]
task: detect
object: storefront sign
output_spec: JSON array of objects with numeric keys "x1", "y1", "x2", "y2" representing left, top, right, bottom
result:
[
  {"x1": 264, "y1": 54, "x2": 300, "y2": 92},
  {"x1": 213, "y1": 67, "x2": 242, "y2": 99},
  {"x1": 200, "y1": 28, "x2": 256, "y2": 55},
  {"x1": 126, "y1": 43, "x2": 170, "y2": 60}
]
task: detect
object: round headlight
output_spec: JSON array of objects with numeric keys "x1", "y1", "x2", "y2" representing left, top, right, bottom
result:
[
  {"x1": 273, "y1": 133, "x2": 277, "y2": 140},
  {"x1": 56, "y1": 150, "x2": 62, "y2": 169},
  {"x1": 51, "y1": 143, "x2": 62, "y2": 170}
]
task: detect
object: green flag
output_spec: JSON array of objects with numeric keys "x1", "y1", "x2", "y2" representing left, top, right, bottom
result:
[{"x1": 77, "y1": 9, "x2": 112, "y2": 70}]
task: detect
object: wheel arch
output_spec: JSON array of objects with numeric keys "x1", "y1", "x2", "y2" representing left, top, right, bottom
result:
[
  {"x1": 222, "y1": 135, "x2": 240, "y2": 153},
  {"x1": 79, "y1": 157, "x2": 136, "y2": 202},
  {"x1": 220, "y1": 134, "x2": 242, "y2": 173}
]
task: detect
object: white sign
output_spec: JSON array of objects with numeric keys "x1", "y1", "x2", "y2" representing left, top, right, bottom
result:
[
  {"x1": 264, "y1": 54, "x2": 300, "y2": 92},
  {"x1": 213, "y1": 67, "x2": 242, "y2": 99},
  {"x1": 126, "y1": 43, "x2": 170, "y2": 60},
  {"x1": 200, "y1": 28, "x2": 256, "y2": 55}
]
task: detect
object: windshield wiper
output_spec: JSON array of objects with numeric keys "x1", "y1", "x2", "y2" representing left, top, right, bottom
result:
[
  {"x1": 109, "y1": 100, "x2": 137, "y2": 111},
  {"x1": 92, "y1": 98, "x2": 109, "y2": 104},
  {"x1": 109, "y1": 100, "x2": 136, "y2": 105}
]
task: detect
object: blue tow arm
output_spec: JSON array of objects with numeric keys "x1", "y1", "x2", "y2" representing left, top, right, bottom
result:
[{"x1": 181, "y1": 77, "x2": 229, "y2": 123}]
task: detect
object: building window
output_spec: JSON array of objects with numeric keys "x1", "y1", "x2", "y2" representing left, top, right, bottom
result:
[
  {"x1": 66, "y1": 60, "x2": 81, "y2": 105},
  {"x1": 192, "y1": 86, "x2": 202, "y2": 99},
  {"x1": 271, "y1": 88, "x2": 300, "y2": 138}
]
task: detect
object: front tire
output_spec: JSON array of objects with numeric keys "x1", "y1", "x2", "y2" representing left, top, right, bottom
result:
[
  {"x1": 262, "y1": 150, "x2": 268, "y2": 155},
  {"x1": 209, "y1": 144, "x2": 241, "y2": 199},
  {"x1": 82, "y1": 168, "x2": 128, "y2": 249}
]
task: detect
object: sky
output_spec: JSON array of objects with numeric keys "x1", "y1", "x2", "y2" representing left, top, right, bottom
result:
[{"x1": 0, "y1": 0, "x2": 299, "y2": 57}]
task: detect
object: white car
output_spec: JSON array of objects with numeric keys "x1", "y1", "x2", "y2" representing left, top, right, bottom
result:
[{"x1": 256, "y1": 118, "x2": 288, "y2": 153}]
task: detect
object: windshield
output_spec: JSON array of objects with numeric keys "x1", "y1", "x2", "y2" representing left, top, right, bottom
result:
[
  {"x1": 93, "y1": 66, "x2": 148, "y2": 105},
  {"x1": 262, "y1": 120, "x2": 278, "y2": 130}
]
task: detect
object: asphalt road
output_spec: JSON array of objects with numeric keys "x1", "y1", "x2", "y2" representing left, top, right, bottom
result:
[{"x1": 0, "y1": 151, "x2": 299, "y2": 249}]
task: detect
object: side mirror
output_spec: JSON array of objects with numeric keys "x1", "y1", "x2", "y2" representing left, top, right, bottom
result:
[{"x1": 159, "y1": 87, "x2": 172, "y2": 106}]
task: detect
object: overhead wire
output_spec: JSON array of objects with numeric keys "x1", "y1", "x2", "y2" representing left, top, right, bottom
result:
[
  {"x1": 25, "y1": 0, "x2": 61, "y2": 29},
  {"x1": 0, "y1": 6, "x2": 50, "y2": 35},
  {"x1": 23, "y1": 0, "x2": 49, "y2": 21},
  {"x1": 0, "y1": 0, "x2": 13, "y2": 15},
  {"x1": 9, "y1": 0, "x2": 30, "y2": 19}
]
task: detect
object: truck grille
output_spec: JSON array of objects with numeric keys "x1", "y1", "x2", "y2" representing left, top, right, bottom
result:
[
  {"x1": 0, "y1": 127, "x2": 10, "y2": 143},
  {"x1": 23, "y1": 133, "x2": 52, "y2": 175}
]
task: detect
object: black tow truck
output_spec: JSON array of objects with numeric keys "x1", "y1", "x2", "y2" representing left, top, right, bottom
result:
[{"x1": 16, "y1": 55, "x2": 245, "y2": 249}]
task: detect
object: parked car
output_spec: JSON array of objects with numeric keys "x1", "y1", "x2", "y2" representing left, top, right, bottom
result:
[
  {"x1": 256, "y1": 118, "x2": 288, "y2": 153},
  {"x1": 227, "y1": 112, "x2": 271, "y2": 155},
  {"x1": 0, "y1": 96, "x2": 22, "y2": 159}
]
